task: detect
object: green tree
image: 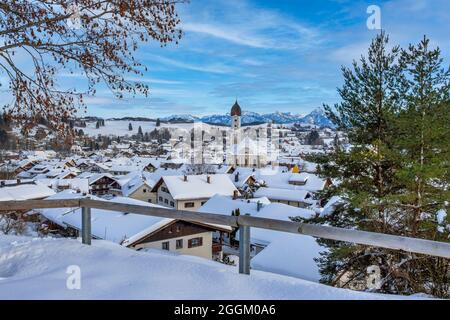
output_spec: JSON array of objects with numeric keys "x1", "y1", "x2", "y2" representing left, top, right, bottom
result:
[
  {"x1": 156, "y1": 118, "x2": 161, "y2": 127},
  {"x1": 129, "y1": 122, "x2": 133, "y2": 131},
  {"x1": 299, "y1": 32, "x2": 405, "y2": 293},
  {"x1": 392, "y1": 36, "x2": 450, "y2": 296},
  {"x1": 305, "y1": 130, "x2": 322, "y2": 145}
]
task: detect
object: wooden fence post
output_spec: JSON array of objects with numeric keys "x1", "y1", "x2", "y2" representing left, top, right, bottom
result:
[
  {"x1": 239, "y1": 214, "x2": 251, "y2": 275},
  {"x1": 81, "y1": 206, "x2": 91, "y2": 245}
]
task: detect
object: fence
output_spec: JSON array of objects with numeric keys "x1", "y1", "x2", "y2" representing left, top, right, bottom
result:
[{"x1": 1, "y1": 198, "x2": 449, "y2": 275}]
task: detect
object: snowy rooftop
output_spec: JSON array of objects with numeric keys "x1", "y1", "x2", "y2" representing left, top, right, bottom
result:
[
  {"x1": 39, "y1": 191, "x2": 231, "y2": 244},
  {"x1": 0, "y1": 183, "x2": 55, "y2": 201},
  {"x1": 38, "y1": 191, "x2": 174, "y2": 245},
  {"x1": 159, "y1": 174, "x2": 238, "y2": 200},
  {"x1": 254, "y1": 187, "x2": 310, "y2": 202}
]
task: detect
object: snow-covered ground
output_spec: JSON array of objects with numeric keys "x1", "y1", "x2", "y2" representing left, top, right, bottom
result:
[
  {"x1": 0, "y1": 235, "x2": 427, "y2": 300},
  {"x1": 76, "y1": 120, "x2": 218, "y2": 137}
]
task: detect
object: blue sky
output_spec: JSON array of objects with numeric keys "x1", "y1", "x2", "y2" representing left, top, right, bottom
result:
[{"x1": 2, "y1": 0, "x2": 450, "y2": 118}]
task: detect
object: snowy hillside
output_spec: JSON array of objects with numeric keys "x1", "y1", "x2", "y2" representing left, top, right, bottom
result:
[
  {"x1": 0, "y1": 235, "x2": 426, "y2": 299},
  {"x1": 76, "y1": 120, "x2": 196, "y2": 137}
]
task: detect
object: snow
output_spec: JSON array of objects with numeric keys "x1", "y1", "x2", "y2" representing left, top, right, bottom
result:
[
  {"x1": 288, "y1": 172, "x2": 310, "y2": 183},
  {"x1": 436, "y1": 209, "x2": 447, "y2": 224},
  {"x1": 200, "y1": 195, "x2": 315, "y2": 247},
  {"x1": 251, "y1": 233, "x2": 323, "y2": 282},
  {"x1": 253, "y1": 187, "x2": 310, "y2": 202},
  {"x1": 0, "y1": 183, "x2": 56, "y2": 201},
  {"x1": 75, "y1": 120, "x2": 197, "y2": 137},
  {"x1": 39, "y1": 192, "x2": 174, "y2": 245},
  {"x1": 255, "y1": 170, "x2": 328, "y2": 192},
  {"x1": 320, "y1": 196, "x2": 343, "y2": 217},
  {"x1": 0, "y1": 234, "x2": 424, "y2": 299},
  {"x1": 161, "y1": 174, "x2": 238, "y2": 200}
]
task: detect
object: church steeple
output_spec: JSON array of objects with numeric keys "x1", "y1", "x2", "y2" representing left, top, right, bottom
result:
[
  {"x1": 230, "y1": 100, "x2": 242, "y2": 117},
  {"x1": 230, "y1": 100, "x2": 241, "y2": 131}
]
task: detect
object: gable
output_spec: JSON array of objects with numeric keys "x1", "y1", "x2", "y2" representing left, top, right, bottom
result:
[{"x1": 129, "y1": 220, "x2": 219, "y2": 247}]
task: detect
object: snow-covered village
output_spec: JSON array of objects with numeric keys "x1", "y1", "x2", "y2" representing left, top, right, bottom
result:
[{"x1": 0, "y1": 0, "x2": 449, "y2": 307}]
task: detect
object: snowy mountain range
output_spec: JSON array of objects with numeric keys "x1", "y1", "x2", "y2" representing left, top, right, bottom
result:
[{"x1": 160, "y1": 109, "x2": 335, "y2": 127}]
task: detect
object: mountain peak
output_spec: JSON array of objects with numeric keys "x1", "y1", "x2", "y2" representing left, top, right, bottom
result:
[{"x1": 160, "y1": 109, "x2": 334, "y2": 127}]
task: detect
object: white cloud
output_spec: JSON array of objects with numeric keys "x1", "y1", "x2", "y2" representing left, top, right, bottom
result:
[
  {"x1": 146, "y1": 54, "x2": 237, "y2": 74},
  {"x1": 182, "y1": 22, "x2": 272, "y2": 48}
]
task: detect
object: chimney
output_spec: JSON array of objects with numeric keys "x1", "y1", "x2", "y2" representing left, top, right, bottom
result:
[
  {"x1": 184, "y1": 175, "x2": 187, "y2": 182},
  {"x1": 257, "y1": 201, "x2": 262, "y2": 212},
  {"x1": 232, "y1": 190, "x2": 238, "y2": 200},
  {"x1": 235, "y1": 172, "x2": 239, "y2": 182},
  {"x1": 207, "y1": 175, "x2": 211, "y2": 184}
]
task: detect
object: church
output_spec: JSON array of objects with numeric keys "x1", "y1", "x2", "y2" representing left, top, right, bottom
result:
[{"x1": 225, "y1": 100, "x2": 274, "y2": 168}]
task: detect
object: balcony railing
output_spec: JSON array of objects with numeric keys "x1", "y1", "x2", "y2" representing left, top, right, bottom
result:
[{"x1": 1, "y1": 198, "x2": 449, "y2": 275}]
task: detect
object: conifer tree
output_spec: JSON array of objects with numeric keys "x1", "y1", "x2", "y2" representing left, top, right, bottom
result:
[
  {"x1": 301, "y1": 33, "x2": 450, "y2": 297},
  {"x1": 299, "y1": 32, "x2": 405, "y2": 293},
  {"x1": 393, "y1": 36, "x2": 450, "y2": 296}
]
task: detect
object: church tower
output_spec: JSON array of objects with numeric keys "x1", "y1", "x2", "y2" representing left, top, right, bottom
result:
[
  {"x1": 230, "y1": 100, "x2": 241, "y2": 130},
  {"x1": 230, "y1": 100, "x2": 242, "y2": 166}
]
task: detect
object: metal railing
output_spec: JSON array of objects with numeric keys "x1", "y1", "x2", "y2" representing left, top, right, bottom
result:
[{"x1": 1, "y1": 198, "x2": 449, "y2": 275}]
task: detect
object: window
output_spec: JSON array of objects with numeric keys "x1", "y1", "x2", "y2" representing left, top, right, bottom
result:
[
  {"x1": 188, "y1": 237, "x2": 203, "y2": 248},
  {"x1": 161, "y1": 187, "x2": 168, "y2": 193},
  {"x1": 143, "y1": 188, "x2": 147, "y2": 193},
  {"x1": 159, "y1": 196, "x2": 163, "y2": 202},
  {"x1": 162, "y1": 241, "x2": 169, "y2": 250},
  {"x1": 176, "y1": 239, "x2": 183, "y2": 249},
  {"x1": 164, "y1": 199, "x2": 169, "y2": 204},
  {"x1": 201, "y1": 201, "x2": 206, "y2": 206},
  {"x1": 184, "y1": 202, "x2": 195, "y2": 208},
  {"x1": 148, "y1": 199, "x2": 152, "y2": 203},
  {"x1": 170, "y1": 201, "x2": 175, "y2": 207}
]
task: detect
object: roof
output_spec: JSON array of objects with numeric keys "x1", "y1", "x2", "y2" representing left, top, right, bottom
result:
[
  {"x1": 155, "y1": 174, "x2": 239, "y2": 200},
  {"x1": 230, "y1": 100, "x2": 242, "y2": 116},
  {"x1": 255, "y1": 170, "x2": 328, "y2": 192},
  {"x1": 199, "y1": 194, "x2": 315, "y2": 250},
  {"x1": 77, "y1": 172, "x2": 116, "y2": 185},
  {"x1": 253, "y1": 187, "x2": 310, "y2": 202},
  {"x1": 288, "y1": 172, "x2": 310, "y2": 183},
  {"x1": 120, "y1": 174, "x2": 154, "y2": 197},
  {"x1": 0, "y1": 183, "x2": 56, "y2": 201},
  {"x1": 251, "y1": 233, "x2": 324, "y2": 282},
  {"x1": 39, "y1": 192, "x2": 231, "y2": 244}
]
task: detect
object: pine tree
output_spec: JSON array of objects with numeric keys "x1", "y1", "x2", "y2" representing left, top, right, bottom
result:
[
  {"x1": 156, "y1": 118, "x2": 161, "y2": 127},
  {"x1": 299, "y1": 32, "x2": 405, "y2": 293},
  {"x1": 137, "y1": 126, "x2": 143, "y2": 140},
  {"x1": 128, "y1": 122, "x2": 133, "y2": 131},
  {"x1": 392, "y1": 36, "x2": 450, "y2": 297},
  {"x1": 96, "y1": 121, "x2": 100, "y2": 129}
]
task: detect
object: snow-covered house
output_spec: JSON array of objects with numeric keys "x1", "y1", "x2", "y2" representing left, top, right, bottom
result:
[
  {"x1": 151, "y1": 174, "x2": 239, "y2": 211},
  {"x1": 111, "y1": 173, "x2": 156, "y2": 203},
  {"x1": 77, "y1": 172, "x2": 120, "y2": 196},
  {"x1": 198, "y1": 195, "x2": 323, "y2": 281},
  {"x1": 253, "y1": 187, "x2": 313, "y2": 208},
  {"x1": 38, "y1": 191, "x2": 231, "y2": 260},
  {"x1": 255, "y1": 170, "x2": 331, "y2": 193},
  {"x1": 0, "y1": 183, "x2": 56, "y2": 201}
]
